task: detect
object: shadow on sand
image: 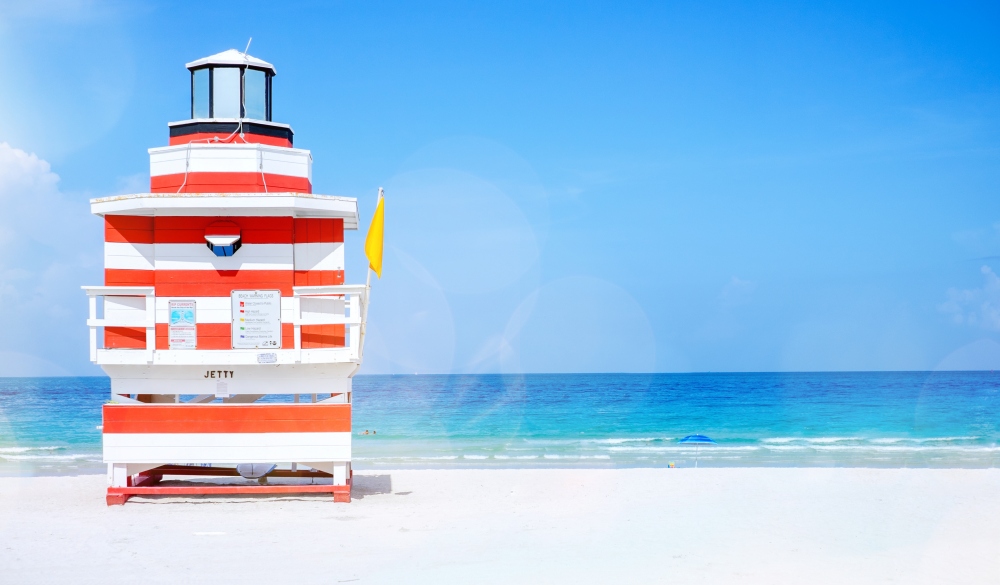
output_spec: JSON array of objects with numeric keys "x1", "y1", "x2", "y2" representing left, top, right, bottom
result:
[
  {"x1": 122, "y1": 474, "x2": 394, "y2": 505},
  {"x1": 350, "y1": 474, "x2": 392, "y2": 499}
]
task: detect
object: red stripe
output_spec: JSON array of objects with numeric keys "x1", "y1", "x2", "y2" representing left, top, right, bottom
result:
[
  {"x1": 157, "y1": 270, "x2": 294, "y2": 297},
  {"x1": 107, "y1": 269, "x2": 343, "y2": 296},
  {"x1": 105, "y1": 269, "x2": 155, "y2": 286},
  {"x1": 105, "y1": 269, "x2": 293, "y2": 295},
  {"x1": 152, "y1": 216, "x2": 293, "y2": 244},
  {"x1": 106, "y1": 327, "x2": 146, "y2": 349},
  {"x1": 103, "y1": 217, "x2": 344, "y2": 245},
  {"x1": 155, "y1": 323, "x2": 294, "y2": 350},
  {"x1": 150, "y1": 173, "x2": 311, "y2": 194},
  {"x1": 205, "y1": 220, "x2": 240, "y2": 237},
  {"x1": 302, "y1": 325, "x2": 345, "y2": 348},
  {"x1": 102, "y1": 403, "x2": 351, "y2": 433},
  {"x1": 104, "y1": 323, "x2": 295, "y2": 351},
  {"x1": 293, "y1": 270, "x2": 344, "y2": 287},
  {"x1": 106, "y1": 216, "x2": 153, "y2": 244},
  {"x1": 168, "y1": 133, "x2": 293, "y2": 148},
  {"x1": 293, "y1": 218, "x2": 344, "y2": 243}
]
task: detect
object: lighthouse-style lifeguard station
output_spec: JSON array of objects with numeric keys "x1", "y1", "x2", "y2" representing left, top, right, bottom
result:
[{"x1": 83, "y1": 49, "x2": 369, "y2": 505}]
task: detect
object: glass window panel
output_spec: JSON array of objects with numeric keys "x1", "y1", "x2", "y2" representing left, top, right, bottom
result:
[
  {"x1": 212, "y1": 67, "x2": 240, "y2": 119},
  {"x1": 192, "y1": 69, "x2": 209, "y2": 119},
  {"x1": 244, "y1": 69, "x2": 266, "y2": 120}
]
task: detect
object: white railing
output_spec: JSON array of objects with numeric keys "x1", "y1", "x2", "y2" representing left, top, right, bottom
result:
[
  {"x1": 292, "y1": 284, "x2": 368, "y2": 362},
  {"x1": 82, "y1": 284, "x2": 369, "y2": 365},
  {"x1": 82, "y1": 286, "x2": 156, "y2": 363}
]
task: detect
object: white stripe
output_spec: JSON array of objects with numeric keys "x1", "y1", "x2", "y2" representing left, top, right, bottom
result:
[
  {"x1": 149, "y1": 143, "x2": 312, "y2": 180},
  {"x1": 300, "y1": 297, "x2": 346, "y2": 324},
  {"x1": 293, "y1": 242, "x2": 344, "y2": 271},
  {"x1": 154, "y1": 243, "x2": 293, "y2": 271},
  {"x1": 155, "y1": 296, "x2": 297, "y2": 324},
  {"x1": 107, "y1": 366, "x2": 355, "y2": 393},
  {"x1": 105, "y1": 296, "x2": 147, "y2": 322},
  {"x1": 105, "y1": 242, "x2": 154, "y2": 271},
  {"x1": 104, "y1": 242, "x2": 294, "y2": 271},
  {"x1": 106, "y1": 243, "x2": 343, "y2": 275},
  {"x1": 104, "y1": 432, "x2": 351, "y2": 463}
]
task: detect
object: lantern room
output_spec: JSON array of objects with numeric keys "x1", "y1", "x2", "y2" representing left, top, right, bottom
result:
[
  {"x1": 187, "y1": 49, "x2": 274, "y2": 121},
  {"x1": 169, "y1": 49, "x2": 293, "y2": 148}
]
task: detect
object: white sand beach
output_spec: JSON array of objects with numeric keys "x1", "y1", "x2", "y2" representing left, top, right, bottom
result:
[{"x1": 0, "y1": 468, "x2": 997, "y2": 584}]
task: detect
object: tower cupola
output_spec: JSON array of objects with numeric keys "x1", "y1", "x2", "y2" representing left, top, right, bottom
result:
[
  {"x1": 168, "y1": 49, "x2": 293, "y2": 147},
  {"x1": 186, "y1": 49, "x2": 275, "y2": 121}
]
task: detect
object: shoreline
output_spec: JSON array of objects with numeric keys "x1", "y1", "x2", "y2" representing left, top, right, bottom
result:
[
  {"x1": 3, "y1": 457, "x2": 1000, "y2": 478},
  {"x1": 5, "y1": 461, "x2": 1000, "y2": 478},
  {"x1": 1, "y1": 468, "x2": 997, "y2": 583}
]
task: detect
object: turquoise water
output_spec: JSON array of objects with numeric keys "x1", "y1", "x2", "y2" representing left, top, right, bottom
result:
[{"x1": 1, "y1": 372, "x2": 998, "y2": 475}]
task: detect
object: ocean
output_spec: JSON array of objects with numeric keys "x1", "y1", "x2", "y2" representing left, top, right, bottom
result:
[{"x1": 1, "y1": 372, "x2": 997, "y2": 476}]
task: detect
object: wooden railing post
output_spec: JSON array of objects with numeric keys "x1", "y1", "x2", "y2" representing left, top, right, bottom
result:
[
  {"x1": 83, "y1": 286, "x2": 156, "y2": 365},
  {"x1": 145, "y1": 291, "x2": 155, "y2": 363},
  {"x1": 293, "y1": 293, "x2": 302, "y2": 362},
  {"x1": 89, "y1": 295, "x2": 98, "y2": 362},
  {"x1": 349, "y1": 292, "x2": 361, "y2": 360}
]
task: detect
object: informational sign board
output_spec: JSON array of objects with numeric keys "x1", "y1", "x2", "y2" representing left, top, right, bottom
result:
[
  {"x1": 231, "y1": 290, "x2": 282, "y2": 349},
  {"x1": 168, "y1": 300, "x2": 197, "y2": 349}
]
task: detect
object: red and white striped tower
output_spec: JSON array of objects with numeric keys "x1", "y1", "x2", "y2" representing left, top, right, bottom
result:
[{"x1": 84, "y1": 49, "x2": 367, "y2": 505}]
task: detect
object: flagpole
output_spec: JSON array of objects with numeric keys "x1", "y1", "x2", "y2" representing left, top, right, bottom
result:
[
  {"x1": 359, "y1": 267, "x2": 371, "y2": 360},
  {"x1": 358, "y1": 188, "x2": 382, "y2": 360}
]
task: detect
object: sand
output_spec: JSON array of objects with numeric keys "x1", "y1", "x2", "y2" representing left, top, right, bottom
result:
[{"x1": 0, "y1": 468, "x2": 998, "y2": 584}]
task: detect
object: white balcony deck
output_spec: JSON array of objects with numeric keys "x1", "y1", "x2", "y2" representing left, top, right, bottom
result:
[
  {"x1": 83, "y1": 285, "x2": 368, "y2": 366},
  {"x1": 89, "y1": 192, "x2": 359, "y2": 229}
]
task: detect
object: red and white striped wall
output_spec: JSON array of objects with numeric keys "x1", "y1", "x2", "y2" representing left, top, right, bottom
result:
[
  {"x1": 149, "y1": 143, "x2": 313, "y2": 193},
  {"x1": 102, "y1": 403, "x2": 351, "y2": 480},
  {"x1": 104, "y1": 215, "x2": 344, "y2": 350}
]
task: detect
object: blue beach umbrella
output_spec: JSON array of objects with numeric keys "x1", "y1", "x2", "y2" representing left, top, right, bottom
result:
[{"x1": 679, "y1": 434, "x2": 717, "y2": 467}]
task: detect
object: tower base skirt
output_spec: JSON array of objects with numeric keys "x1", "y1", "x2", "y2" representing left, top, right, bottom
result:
[{"x1": 104, "y1": 466, "x2": 352, "y2": 506}]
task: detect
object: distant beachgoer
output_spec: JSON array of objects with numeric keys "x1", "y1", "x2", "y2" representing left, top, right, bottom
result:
[
  {"x1": 372, "y1": 430, "x2": 376, "y2": 435},
  {"x1": 363, "y1": 430, "x2": 369, "y2": 435}
]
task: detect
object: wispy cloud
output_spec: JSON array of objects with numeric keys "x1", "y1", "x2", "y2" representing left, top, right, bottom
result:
[
  {"x1": 940, "y1": 266, "x2": 1000, "y2": 331},
  {"x1": 0, "y1": 142, "x2": 102, "y2": 375}
]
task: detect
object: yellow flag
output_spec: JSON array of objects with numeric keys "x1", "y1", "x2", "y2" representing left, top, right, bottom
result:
[{"x1": 364, "y1": 190, "x2": 385, "y2": 278}]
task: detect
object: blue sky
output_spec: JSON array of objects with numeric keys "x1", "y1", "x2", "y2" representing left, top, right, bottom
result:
[{"x1": 1, "y1": 1, "x2": 1000, "y2": 374}]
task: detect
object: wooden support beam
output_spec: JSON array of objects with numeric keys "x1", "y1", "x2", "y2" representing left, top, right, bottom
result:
[
  {"x1": 152, "y1": 464, "x2": 332, "y2": 478},
  {"x1": 108, "y1": 484, "x2": 350, "y2": 496},
  {"x1": 106, "y1": 479, "x2": 351, "y2": 504}
]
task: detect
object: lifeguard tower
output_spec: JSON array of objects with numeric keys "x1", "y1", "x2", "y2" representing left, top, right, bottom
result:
[{"x1": 83, "y1": 49, "x2": 368, "y2": 505}]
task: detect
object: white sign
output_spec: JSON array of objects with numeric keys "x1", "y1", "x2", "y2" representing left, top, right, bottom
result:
[
  {"x1": 257, "y1": 352, "x2": 278, "y2": 364},
  {"x1": 231, "y1": 290, "x2": 282, "y2": 349},
  {"x1": 168, "y1": 300, "x2": 197, "y2": 349}
]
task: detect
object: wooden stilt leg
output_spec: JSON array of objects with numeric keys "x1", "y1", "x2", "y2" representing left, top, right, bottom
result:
[
  {"x1": 107, "y1": 463, "x2": 131, "y2": 506},
  {"x1": 332, "y1": 462, "x2": 348, "y2": 486},
  {"x1": 332, "y1": 463, "x2": 351, "y2": 502},
  {"x1": 106, "y1": 493, "x2": 130, "y2": 506}
]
